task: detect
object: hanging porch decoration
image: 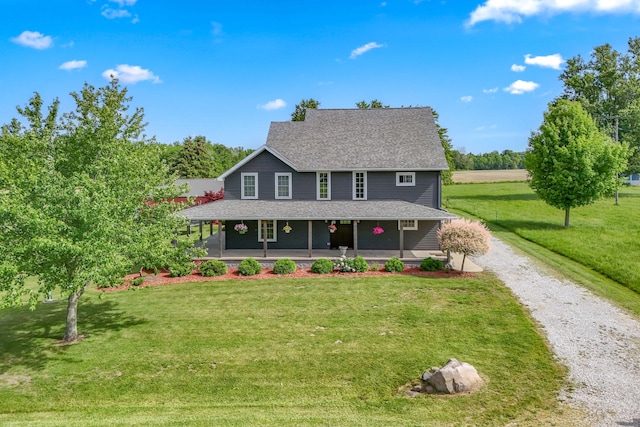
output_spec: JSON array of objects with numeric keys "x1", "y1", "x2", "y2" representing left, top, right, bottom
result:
[
  {"x1": 283, "y1": 222, "x2": 292, "y2": 233},
  {"x1": 328, "y1": 224, "x2": 337, "y2": 233},
  {"x1": 234, "y1": 222, "x2": 248, "y2": 234},
  {"x1": 373, "y1": 221, "x2": 384, "y2": 235}
]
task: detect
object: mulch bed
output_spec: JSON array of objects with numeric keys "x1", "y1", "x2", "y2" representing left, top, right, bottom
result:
[{"x1": 100, "y1": 267, "x2": 474, "y2": 292}]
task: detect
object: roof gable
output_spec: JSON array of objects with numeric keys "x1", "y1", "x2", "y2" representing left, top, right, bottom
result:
[{"x1": 265, "y1": 107, "x2": 448, "y2": 171}]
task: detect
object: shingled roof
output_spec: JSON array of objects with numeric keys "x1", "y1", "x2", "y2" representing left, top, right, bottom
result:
[{"x1": 219, "y1": 107, "x2": 447, "y2": 179}]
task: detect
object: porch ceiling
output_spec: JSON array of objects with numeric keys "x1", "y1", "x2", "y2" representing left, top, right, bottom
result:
[{"x1": 179, "y1": 199, "x2": 457, "y2": 221}]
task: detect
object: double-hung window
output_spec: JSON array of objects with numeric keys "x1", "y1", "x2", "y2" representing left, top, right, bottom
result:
[
  {"x1": 317, "y1": 172, "x2": 331, "y2": 200},
  {"x1": 241, "y1": 173, "x2": 258, "y2": 199},
  {"x1": 257, "y1": 220, "x2": 277, "y2": 242},
  {"x1": 275, "y1": 173, "x2": 292, "y2": 199},
  {"x1": 396, "y1": 172, "x2": 416, "y2": 186},
  {"x1": 353, "y1": 171, "x2": 367, "y2": 200}
]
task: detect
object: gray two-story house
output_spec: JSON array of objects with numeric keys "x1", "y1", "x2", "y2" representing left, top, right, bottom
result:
[{"x1": 180, "y1": 107, "x2": 456, "y2": 258}]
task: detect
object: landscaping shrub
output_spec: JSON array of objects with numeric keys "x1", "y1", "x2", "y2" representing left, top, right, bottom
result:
[
  {"x1": 335, "y1": 256, "x2": 356, "y2": 273},
  {"x1": 384, "y1": 257, "x2": 404, "y2": 272},
  {"x1": 168, "y1": 262, "x2": 194, "y2": 277},
  {"x1": 273, "y1": 258, "x2": 297, "y2": 275},
  {"x1": 238, "y1": 258, "x2": 262, "y2": 276},
  {"x1": 420, "y1": 257, "x2": 444, "y2": 272},
  {"x1": 131, "y1": 276, "x2": 145, "y2": 287},
  {"x1": 369, "y1": 262, "x2": 380, "y2": 272},
  {"x1": 199, "y1": 259, "x2": 227, "y2": 277},
  {"x1": 311, "y1": 258, "x2": 334, "y2": 274},
  {"x1": 352, "y1": 256, "x2": 369, "y2": 273}
]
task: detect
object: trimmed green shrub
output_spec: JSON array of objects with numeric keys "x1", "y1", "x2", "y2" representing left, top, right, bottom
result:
[
  {"x1": 420, "y1": 257, "x2": 444, "y2": 272},
  {"x1": 238, "y1": 258, "x2": 262, "y2": 276},
  {"x1": 199, "y1": 259, "x2": 227, "y2": 277},
  {"x1": 273, "y1": 258, "x2": 297, "y2": 275},
  {"x1": 131, "y1": 276, "x2": 145, "y2": 287},
  {"x1": 352, "y1": 256, "x2": 369, "y2": 273},
  {"x1": 311, "y1": 258, "x2": 334, "y2": 274},
  {"x1": 384, "y1": 257, "x2": 404, "y2": 273},
  {"x1": 168, "y1": 262, "x2": 194, "y2": 277},
  {"x1": 369, "y1": 262, "x2": 380, "y2": 272},
  {"x1": 335, "y1": 256, "x2": 355, "y2": 273}
]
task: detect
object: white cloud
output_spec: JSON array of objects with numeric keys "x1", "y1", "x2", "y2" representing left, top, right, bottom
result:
[
  {"x1": 350, "y1": 42, "x2": 384, "y2": 59},
  {"x1": 258, "y1": 99, "x2": 287, "y2": 111},
  {"x1": 109, "y1": 0, "x2": 137, "y2": 5},
  {"x1": 131, "y1": 14, "x2": 140, "y2": 24},
  {"x1": 525, "y1": 53, "x2": 565, "y2": 70},
  {"x1": 380, "y1": 1, "x2": 387, "y2": 6},
  {"x1": 10, "y1": 30, "x2": 53, "y2": 49},
  {"x1": 483, "y1": 87, "x2": 499, "y2": 94},
  {"x1": 511, "y1": 64, "x2": 526, "y2": 72},
  {"x1": 475, "y1": 124, "x2": 497, "y2": 131},
  {"x1": 466, "y1": 0, "x2": 640, "y2": 27},
  {"x1": 59, "y1": 60, "x2": 87, "y2": 71},
  {"x1": 504, "y1": 80, "x2": 540, "y2": 95},
  {"x1": 102, "y1": 64, "x2": 161, "y2": 84},
  {"x1": 211, "y1": 21, "x2": 223, "y2": 36},
  {"x1": 102, "y1": 8, "x2": 131, "y2": 19},
  {"x1": 460, "y1": 96, "x2": 473, "y2": 103}
]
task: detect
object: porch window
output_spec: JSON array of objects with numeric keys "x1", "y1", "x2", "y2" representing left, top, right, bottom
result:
[
  {"x1": 275, "y1": 173, "x2": 292, "y2": 199},
  {"x1": 398, "y1": 220, "x2": 418, "y2": 230},
  {"x1": 258, "y1": 220, "x2": 277, "y2": 242},
  {"x1": 396, "y1": 172, "x2": 416, "y2": 186},
  {"x1": 353, "y1": 171, "x2": 367, "y2": 200},
  {"x1": 317, "y1": 172, "x2": 331, "y2": 200},
  {"x1": 241, "y1": 173, "x2": 258, "y2": 199}
]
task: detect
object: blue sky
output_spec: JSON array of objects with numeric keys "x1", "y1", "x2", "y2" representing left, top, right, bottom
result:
[{"x1": 2, "y1": 1, "x2": 640, "y2": 154}]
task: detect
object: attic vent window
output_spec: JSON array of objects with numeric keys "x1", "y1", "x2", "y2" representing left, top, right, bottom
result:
[{"x1": 396, "y1": 172, "x2": 416, "y2": 186}]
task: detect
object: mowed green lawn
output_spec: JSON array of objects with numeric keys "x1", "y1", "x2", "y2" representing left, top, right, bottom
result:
[
  {"x1": 444, "y1": 182, "x2": 640, "y2": 295},
  {"x1": 0, "y1": 276, "x2": 571, "y2": 426}
]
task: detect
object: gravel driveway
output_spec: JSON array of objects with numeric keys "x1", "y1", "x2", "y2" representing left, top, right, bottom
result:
[{"x1": 473, "y1": 236, "x2": 640, "y2": 426}]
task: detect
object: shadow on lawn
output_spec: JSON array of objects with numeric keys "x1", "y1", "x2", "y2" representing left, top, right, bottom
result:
[{"x1": 0, "y1": 299, "x2": 146, "y2": 373}]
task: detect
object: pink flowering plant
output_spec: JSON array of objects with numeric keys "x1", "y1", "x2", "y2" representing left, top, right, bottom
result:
[
  {"x1": 234, "y1": 223, "x2": 248, "y2": 233},
  {"x1": 437, "y1": 218, "x2": 490, "y2": 272},
  {"x1": 372, "y1": 226, "x2": 384, "y2": 235}
]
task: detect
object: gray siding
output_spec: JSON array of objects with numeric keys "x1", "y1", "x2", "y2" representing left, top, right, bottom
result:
[
  {"x1": 367, "y1": 171, "x2": 440, "y2": 207},
  {"x1": 356, "y1": 220, "x2": 440, "y2": 250},
  {"x1": 225, "y1": 220, "x2": 338, "y2": 249}
]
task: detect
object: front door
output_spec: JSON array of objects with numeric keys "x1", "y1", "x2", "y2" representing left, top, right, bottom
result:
[{"x1": 330, "y1": 221, "x2": 354, "y2": 249}]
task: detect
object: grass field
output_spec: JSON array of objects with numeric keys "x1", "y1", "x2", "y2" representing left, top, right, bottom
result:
[
  {"x1": 0, "y1": 275, "x2": 573, "y2": 426},
  {"x1": 444, "y1": 181, "x2": 640, "y2": 297}
]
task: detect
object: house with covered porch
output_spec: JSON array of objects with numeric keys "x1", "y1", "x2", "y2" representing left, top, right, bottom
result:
[{"x1": 179, "y1": 107, "x2": 456, "y2": 259}]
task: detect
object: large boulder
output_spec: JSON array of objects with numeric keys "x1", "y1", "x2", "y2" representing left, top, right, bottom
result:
[{"x1": 425, "y1": 358, "x2": 482, "y2": 394}]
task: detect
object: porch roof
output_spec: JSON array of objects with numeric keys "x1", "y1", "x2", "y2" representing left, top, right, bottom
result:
[{"x1": 179, "y1": 200, "x2": 457, "y2": 221}]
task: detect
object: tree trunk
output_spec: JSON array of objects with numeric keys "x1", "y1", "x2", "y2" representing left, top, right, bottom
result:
[
  {"x1": 63, "y1": 283, "x2": 87, "y2": 342},
  {"x1": 564, "y1": 208, "x2": 570, "y2": 228},
  {"x1": 460, "y1": 254, "x2": 467, "y2": 273}
]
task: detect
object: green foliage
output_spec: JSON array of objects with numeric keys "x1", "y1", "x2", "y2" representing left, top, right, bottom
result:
[
  {"x1": 352, "y1": 256, "x2": 369, "y2": 273},
  {"x1": 355, "y1": 99, "x2": 389, "y2": 109},
  {"x1": 131, "y1": 277, "x2": 145, "y2": 287},
  {"x1": 311, "y1": 258, "x2": 334, "y2": 274},
  {"x1": 453, "y1": 149, "x2": 525, "y2": 171},
  {"x1": 432, "y1": 109, "x2": 455, "y2": 185},
  {"x1": 420, "y1": 257, "x2": 444, "y2": 271},
  {"x1": 291, "y1": 98, "x2": 320, "y2": 121},
  {"x1": 171, "y1": 135, "x2": 216, "y2": 178},
  {"x1": 168, "y1": 262, "x2": 194, "y2": 278},
  {"x1": 0, "y1": 80, "x2": 190, "y2": 342},
  {"x1": 384, "y1": 257, "x2": 404, "y2": 272},
  {"x1": 526, "y1": 100, "x2": 629, "y2": 227},
  {"x1": 237, "y1": 258, "x2": 262, "y2": 276},
  {"x1": 334, "y1": 256, "x2": 356, "y2": 273},
  {"x1": 272, "y1": 258, "x2": 297, "y2": 275},
  {"x1": 198, "y1": 260, "x2": 227, "y2": 277}
]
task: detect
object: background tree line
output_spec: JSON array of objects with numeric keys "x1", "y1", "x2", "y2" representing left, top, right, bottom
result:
[{"x1": 451, "y1": 149, "x2": 525, "y2": 170}]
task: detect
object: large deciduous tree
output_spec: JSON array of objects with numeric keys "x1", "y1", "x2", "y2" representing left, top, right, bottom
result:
[
  {"x1": 0, "y1": 81, "x2": 191, "y2": 343},
  {"x1": 525, "y1": 100, "x2": 629, "y2": 228},
  {"x1": 560, "y1": 37, "x2": 640, "y2": 174}
]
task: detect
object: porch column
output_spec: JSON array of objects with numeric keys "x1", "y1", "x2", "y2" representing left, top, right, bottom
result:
[
  {"x1": 262, "y1": 220, "x2": 268, "y2": 258},
  {"x1": 218, "y1": 219, "x2": 222, "y2": 258},
  {"x1": 199, "y1": 221, "x2": 203, "y2": 242},
  {"x1": 353, "y1": 220, "x2": 358, "y2": 256},
  {"x1": 307, "y1": 220, "x2": 313, "y2": 257},
  {"x1": 209, "y1": 221, "x2": 213, "y2": 236},
  {"x1": 399, "y1": 221, "x2": 404, "y2": 258}
]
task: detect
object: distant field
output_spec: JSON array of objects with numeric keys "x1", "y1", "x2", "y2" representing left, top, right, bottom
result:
[{"x1": 452, "y1": 169, "x2": 529, "y2": 183}]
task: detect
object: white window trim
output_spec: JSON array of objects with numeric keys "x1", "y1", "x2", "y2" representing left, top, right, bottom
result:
[
  {"x1": 352, "y1": 171, "x2": 367, "y2": 200},
  {"x1": 316, "y1": 172, "x2": 331, "y2": 200},
  {"x1": 396, "y1": 172, "x2": 416, "y2": 187},
  {"x1": 398, "y1": 220, "x2": 418, "y2": 231},
  {"x1": 257, "y1": 220, "x2": 277, "y2": 242},
  {"x1": 241, "y1": 172, "x2": 258, "y2": 199},
  {"x1": 274, "y1": 172, "x2": 292, "y2": 199}
]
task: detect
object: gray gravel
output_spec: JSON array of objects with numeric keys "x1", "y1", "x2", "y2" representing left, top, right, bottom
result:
[{"x1": 473, "y1": 236, "x2": 640, "y2": 426}]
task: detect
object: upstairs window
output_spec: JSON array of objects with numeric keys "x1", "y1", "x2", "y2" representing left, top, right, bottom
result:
[
  {"x1": 353, "y1": 171, "x2": 367, "y2": 200},
  {"x1": 317, "y1": 172, "x2": 331, "y2": 200},
  {"x1": 275, "y1": 173, "x2": 292, "y2": 199},
  {"x1": 241, "y1": 173, "x2": 258, "y2": 199},
  {"x1": 396, "y1": 172, "x2": 416, "y2": 186}
]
